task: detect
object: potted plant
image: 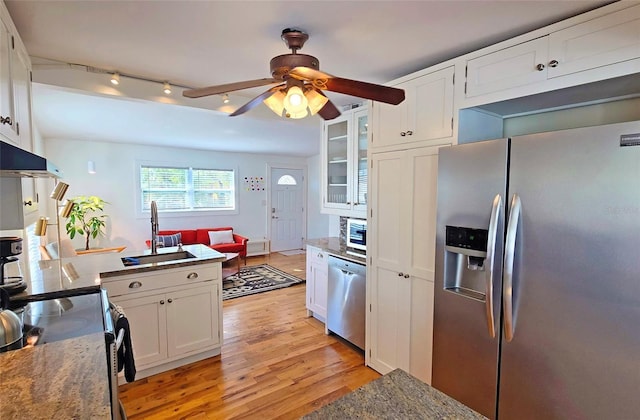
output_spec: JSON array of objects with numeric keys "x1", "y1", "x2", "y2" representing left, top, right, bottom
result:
[{"x1": 65, "y1": 195, "x2": 109, "y2": 250}]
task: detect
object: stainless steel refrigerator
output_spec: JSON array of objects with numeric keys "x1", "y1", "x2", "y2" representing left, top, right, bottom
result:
[{"x1": 432, "y1": 120, "x2": 640, "y2": 419}]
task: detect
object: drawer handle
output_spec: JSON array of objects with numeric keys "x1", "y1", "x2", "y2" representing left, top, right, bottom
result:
[
  {"x1": 0, "y1": 116, "x2": 12, "y2": 126},
  {"x1": 400, "y1": 131, "x2": 406, "y2": 136},
  {"x1": 404, "y1": 274, "x2": 410, "y2": 279},
  {"x1": 406, "y1": 130, "x2": 413, "y2": 136},
  {"x1": 129, "y1": 281, "x2": 142, "y2": 289},
  {"x1": 549, "y1": 59, "x2": 559, "y2": 68},
  {"x1": 160, "y1": 299, "x2": 165, "y2": 305},
  {"x1": 187, "y1": 272, "x2": 198, "y2": 279},
  {"x1": 398, "y1": 272, "x2": 404, "y2": 277}
]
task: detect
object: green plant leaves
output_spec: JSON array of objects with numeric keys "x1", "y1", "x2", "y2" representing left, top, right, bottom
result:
[{"x1": 64, "y1": 195, "x2": 109, "y2": 250}]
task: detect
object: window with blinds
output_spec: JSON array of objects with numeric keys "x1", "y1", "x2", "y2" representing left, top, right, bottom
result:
[{"x1": 140, "y1": 165, "x2": 235, "y2": 212}]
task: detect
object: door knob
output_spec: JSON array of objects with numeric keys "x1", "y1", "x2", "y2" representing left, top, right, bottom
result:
[
  {"x1": 160, "y1": 300, "x2": 165, "y2": 305},
  {"x1": 536, "y1": 63, "x2": 545, "y2": 71},
  {"x1": 168, "y1": 298, "x2": 173, "y2": 303},
  {"x1": 549, "y1": 59, "x2": 559, "y2": 68},
  {"x1": 398, "y1": 272, "x2": 404, "y2": 277},
  {"x1": 404, "y1": 274, "x2": 410, "y2": 278}
]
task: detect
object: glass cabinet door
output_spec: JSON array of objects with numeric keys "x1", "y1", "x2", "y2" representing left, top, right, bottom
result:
[
  {"x1": 354, "y1": 110, "x2": 368, "y2": 209},
  {"x1": 325, "y1": 117, "x2": 349, "y2": 206}
]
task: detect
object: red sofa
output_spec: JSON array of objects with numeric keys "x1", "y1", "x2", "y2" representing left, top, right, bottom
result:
[{"x1": 147, "y1": 227, "x2": 249, "y2": 263}]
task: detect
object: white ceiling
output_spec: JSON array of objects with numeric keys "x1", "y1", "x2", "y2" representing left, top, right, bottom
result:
[{"x1": 5, "y1": 0, "x2": 611, "y2": 157}]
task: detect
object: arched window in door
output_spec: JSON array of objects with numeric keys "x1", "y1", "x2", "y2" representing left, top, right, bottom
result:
[{"x1": 277, "y1": 175, "x2": 297, "y2": 185}]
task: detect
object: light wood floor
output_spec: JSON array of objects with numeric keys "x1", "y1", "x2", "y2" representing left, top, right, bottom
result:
[{"x1": 118, "y1": 252, "x2": 381, "y2": 419}]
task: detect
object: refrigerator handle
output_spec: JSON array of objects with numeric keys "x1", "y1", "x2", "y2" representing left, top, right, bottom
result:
[
  {"x1": 503, "y1": 194, "x2": 522, "y2": 342},
  {"x1": 484, "y1": 194, "x2": 502, "y2": 338}
]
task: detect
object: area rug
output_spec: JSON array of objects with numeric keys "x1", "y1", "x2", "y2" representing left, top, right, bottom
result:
[
  {"x1": 222, "y1": 264, "x2": 304, "y2": 300},
  {"x1": 278, "y1": 249, "x2": 306, "y2": 256}
]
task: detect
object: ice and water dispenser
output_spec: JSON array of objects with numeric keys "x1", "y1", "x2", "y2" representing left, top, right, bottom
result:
[{"x1": 443, "y1": 226, "x2": 489, "y2": 301}]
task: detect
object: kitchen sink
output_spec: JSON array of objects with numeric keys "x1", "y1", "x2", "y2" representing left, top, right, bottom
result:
[{"x1": 121, "y1": 251, "x2": 197, "y2": 267}]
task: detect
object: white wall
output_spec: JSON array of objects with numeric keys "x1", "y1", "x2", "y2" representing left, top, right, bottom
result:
[
  {"x1": 305, "y1": 153, "x2": 331, "y2": 239},
  {"x1": 44, "y1": 138, "x2": 312, "y2": 251}
]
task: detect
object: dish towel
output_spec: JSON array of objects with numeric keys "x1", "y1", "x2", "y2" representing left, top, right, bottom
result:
[{"x1": 110, "y1": 303, "x2": 137, "y2": 382}]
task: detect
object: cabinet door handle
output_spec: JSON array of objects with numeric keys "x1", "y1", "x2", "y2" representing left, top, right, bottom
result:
[
  {"x1": 129, "y1": 281, "x2": 142, "y2": 289},
  {"x1": 536, "y1": 63, "x2": 545, "y2": 71},
  {"x1": 549, "y1": 60, "x2": 559, "y2": 68},
  {"x1": 187, "y1": 272, "x2": 198, "y2": 279},
  {"x1": 168, "y1": 298, "x2": 173, "y2": 303},
  {"x1": 23, "y1": 200, "x2": 32, "y2": 207},
  {"x1": 346, "y1": 201, "x2": 351, "y2": 205},
  {"x1": 318, "y1": 253, "x2": 323, "y2": 258},
  {"x1": 160, "y1": 299, "x2": 165, "y2": 305},
  {"x1": 398, "y1": 272, "x2": 404, "y2": 277},
  {"x1": 406, "y1": 130, "x2": 413, "y2": 136},
  {"x1": 400, "y1": 131, "x2": 406, "y2": 136},
  {"x1": 0, "y1": 116, "x2": 12, "y2": 126},
  {"x1": 404, "y1": 274, "x2": 410, "y2": 278}
]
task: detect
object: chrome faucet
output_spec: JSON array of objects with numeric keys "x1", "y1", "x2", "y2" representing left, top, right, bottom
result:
[{"x1": 150, "y1": 200, "x2": 159, "y2": 254}]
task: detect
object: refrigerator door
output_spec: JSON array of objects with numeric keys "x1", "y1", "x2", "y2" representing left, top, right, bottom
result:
[
  {"x1": 433, "y1": 138, "x2": 508, "y2": 418},
  {"x1": 499, "y1": 121, "x2": 640, "y2": 419}
]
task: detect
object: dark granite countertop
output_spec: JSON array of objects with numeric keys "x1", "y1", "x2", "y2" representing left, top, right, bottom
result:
[
  {"x1": 306, "y1": 237, "x2": 367, "y2": 265},
  {"x1": 11, "y1": 244, "x2": 225, "y2": 303},
  {"x1": 303, "y1": 368, "x2": 487, "y2": 420},
  {"x1": 0, "y1": 332, "x2": 111, "y2": 419}
]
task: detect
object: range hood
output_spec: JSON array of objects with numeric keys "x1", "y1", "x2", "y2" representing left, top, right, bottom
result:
[{"x1": 1, "y1": 140, "x2": 62, "y2": 178}]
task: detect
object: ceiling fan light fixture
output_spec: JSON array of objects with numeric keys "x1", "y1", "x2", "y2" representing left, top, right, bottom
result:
[
  {"x1": 110, "y1": 72, "x2": 120, "y2": 85},
  {"x1": 284, "y1": 85, "x2": 308, "y2": 114},
  {"x1": 263, "y1": 89, "x2": 287, "y2": 116},
  {"x1": 305, "y1": 88, "x2": 329, "y2": 116}
]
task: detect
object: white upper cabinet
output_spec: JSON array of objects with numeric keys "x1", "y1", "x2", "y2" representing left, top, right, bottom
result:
[
  {"x1": 371, "y1": 66, "x2": 454, "y2": 150},
  {"x1": 321, "y1": 107, "x2": 368, "y2": 217},
  {"x1": 465, "y1": 3, "x2": 640, "y2": 101},
  {"x1": 0, "y1": 2, "x2": 33, "y2": 150},
  {"x1": 547, "y1": 4, "x2": 640, "y2": 79},
  {"x1": 466, "y1": 37, "x2": 549, "y2": 98}
]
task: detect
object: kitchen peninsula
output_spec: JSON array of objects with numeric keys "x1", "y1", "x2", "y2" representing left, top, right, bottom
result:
[{"x1": 1, "y1": 244, "x2": 225, "y2": 418}]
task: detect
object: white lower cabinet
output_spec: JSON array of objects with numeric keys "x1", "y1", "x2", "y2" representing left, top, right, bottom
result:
[
  {"x1": 305, "y1": 245, "x2": 328, "y2": 320},
  {"x1": 367, "y1": 144, "x2": 445, "y2": 384},
  {"x1": 104, "y1": 262, "x2": 222, "y2": 380}
]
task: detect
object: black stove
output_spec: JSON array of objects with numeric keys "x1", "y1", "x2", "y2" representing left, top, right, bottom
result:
[{"x1": 2, "y1": 291, "x2": 107, "y2": 353}]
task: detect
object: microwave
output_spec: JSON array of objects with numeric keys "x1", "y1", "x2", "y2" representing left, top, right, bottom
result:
[{"x1": 346, "y1": 219, "x2": 367, "y2": 251}]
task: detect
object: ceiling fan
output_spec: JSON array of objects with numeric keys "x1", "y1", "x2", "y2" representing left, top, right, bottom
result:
[{"x1": 182, "y1": 28, "x2": 405, "y2": 121}]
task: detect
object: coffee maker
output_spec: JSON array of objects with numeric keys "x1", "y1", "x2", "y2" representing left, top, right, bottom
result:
[{"x1": 0, "y1": 237, "x2": 28, "y2": 295}]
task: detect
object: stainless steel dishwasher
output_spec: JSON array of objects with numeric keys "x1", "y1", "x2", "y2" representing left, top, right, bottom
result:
[{"x1": 327, "y1": 255, "x2": 366, "y2": 350}]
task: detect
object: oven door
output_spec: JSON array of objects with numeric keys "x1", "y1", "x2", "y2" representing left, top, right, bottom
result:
[{"x1": 101, "y1": 290, "x2": 127, "y2": 420}]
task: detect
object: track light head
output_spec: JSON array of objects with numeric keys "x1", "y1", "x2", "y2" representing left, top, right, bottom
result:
[{"x1": 110, "y1": 72, "x2": 120, "y2": 85}]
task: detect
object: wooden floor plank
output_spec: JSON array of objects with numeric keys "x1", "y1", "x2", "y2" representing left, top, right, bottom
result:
[{"x1": 119, "y1": 253, "x2": 380, "y2": 419}]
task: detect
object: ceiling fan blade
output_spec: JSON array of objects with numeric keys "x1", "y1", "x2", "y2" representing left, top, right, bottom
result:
[
  {"x1": 315, "y1": 91, "x2": 341, "y2": 120},
  {"x1": 229, "y1": 84, "x2": 284, "y2": 117},
  {"x1": 290, "y1": 67, "x2": 405, "y2": 105},
  {"x1": 183, "y1": 78, "x2": 279, "y2": 98}
]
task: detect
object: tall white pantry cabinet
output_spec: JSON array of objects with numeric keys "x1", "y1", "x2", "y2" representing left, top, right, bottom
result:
[{"x1": 365, "y1": 1, "x2": 640, "y2": 385}]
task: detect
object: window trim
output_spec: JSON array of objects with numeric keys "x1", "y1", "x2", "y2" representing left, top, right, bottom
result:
[{"x1": 135, "y1": 160, "x2": 239, "y2": 218}]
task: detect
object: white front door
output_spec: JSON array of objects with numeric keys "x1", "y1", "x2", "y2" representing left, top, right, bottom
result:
[{"x1": 270, "y1": 167, "x2": 304, "y2": 252}]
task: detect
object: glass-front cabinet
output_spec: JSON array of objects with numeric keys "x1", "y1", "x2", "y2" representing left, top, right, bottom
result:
[{"x1": 321, "y1": 106, "x2": 368, "y2": 217}]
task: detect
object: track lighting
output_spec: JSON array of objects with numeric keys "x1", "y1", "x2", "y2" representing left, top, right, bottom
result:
[
  {"x1": 110, "y1": 72, "x2": 120, "y2": 85},
  {"x1": 222, "y1": 93, "x2": 230, "y2": 104},
  {"x1": 163, "y1": 82, "x2": 172, "y2": 95}
]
